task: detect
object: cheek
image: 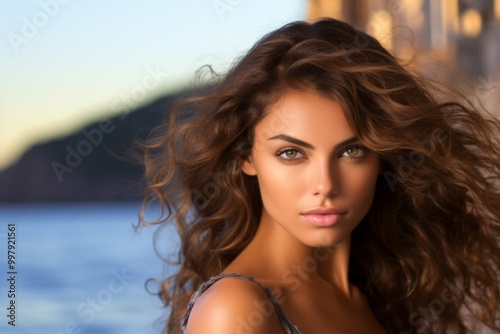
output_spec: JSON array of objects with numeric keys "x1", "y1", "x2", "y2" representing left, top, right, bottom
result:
[
  {"x1": 342, "y1": 164, "x2": 379, "y2": 207},
  {"x1": 255, "y1": 160, "x2": 305, "y2": 207}
]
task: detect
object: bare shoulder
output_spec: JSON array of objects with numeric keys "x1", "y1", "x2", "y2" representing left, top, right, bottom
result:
[{"x1": 184, "y1": 276, "x2": 286, "y2": 334}]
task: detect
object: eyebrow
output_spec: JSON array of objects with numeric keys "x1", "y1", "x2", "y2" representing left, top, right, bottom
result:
[{"x1": 267, "y1": 134, "x2": 359, "y2": 150}]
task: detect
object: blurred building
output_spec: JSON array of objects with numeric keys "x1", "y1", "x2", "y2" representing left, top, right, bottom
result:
[{"x1": 307, "y1": 0, "x2": 500, "y2": 117}]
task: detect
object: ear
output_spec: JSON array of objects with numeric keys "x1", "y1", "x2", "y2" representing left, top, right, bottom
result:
[{"x1": 241, "y1": 155, "x2": 257, "y2": 176}]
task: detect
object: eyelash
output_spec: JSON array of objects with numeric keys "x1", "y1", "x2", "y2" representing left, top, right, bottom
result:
[{"x1": 275, "y1": 145, "x2": 367, "y2": 163}]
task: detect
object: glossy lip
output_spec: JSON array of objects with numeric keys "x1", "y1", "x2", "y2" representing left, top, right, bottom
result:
[{"x1": 300, "y1": 207, "x2": 348, "y2": 227}]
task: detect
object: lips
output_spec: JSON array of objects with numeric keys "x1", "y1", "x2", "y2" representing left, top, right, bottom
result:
[{"x1": 300, "y1": 207, "x2": 347, "y2": 227}]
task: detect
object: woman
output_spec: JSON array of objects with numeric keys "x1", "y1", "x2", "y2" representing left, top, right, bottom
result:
[{"x1": 139, "y1": 18, "x2": 500, "y2": 333}]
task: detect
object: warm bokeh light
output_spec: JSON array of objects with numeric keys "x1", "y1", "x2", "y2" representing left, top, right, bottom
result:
[
  {"x1": 307, "y1": 0, "x2": 342, "y2": 22},
  {"x1": 366, "y1": 10, "x2": 393, "y2": 50},
  {"x1": 460, "y1": 9, "x2": 483, "y2": 37},
  {"x1": 401, "y1": 0, "x2": 425, "y2": 30},
  {"x1": 445, "y1": 0, "x2": 460, "y2": 33}
]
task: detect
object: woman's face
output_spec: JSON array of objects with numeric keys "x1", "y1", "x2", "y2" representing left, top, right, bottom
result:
[{"x1": 241, "y1": 90, "x2": 381, "y2": 248}]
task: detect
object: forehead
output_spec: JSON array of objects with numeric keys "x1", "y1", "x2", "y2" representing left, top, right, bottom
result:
[{"x1": 253, "y1": 90, "x2": 355, "y2": 147}]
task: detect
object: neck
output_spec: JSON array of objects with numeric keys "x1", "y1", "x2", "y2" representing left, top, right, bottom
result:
[{"x1": 234, "y1": 209, "x2": 354, "y2": 298}]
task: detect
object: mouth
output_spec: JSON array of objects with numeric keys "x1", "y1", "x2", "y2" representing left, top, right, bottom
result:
[{"x1": 300, "y1": 207, "x2": 348, "y2": 227}]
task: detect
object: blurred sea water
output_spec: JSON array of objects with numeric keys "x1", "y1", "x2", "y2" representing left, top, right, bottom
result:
[{"x1": 0, "y1": 202, "x2": 178, "y2": 334}]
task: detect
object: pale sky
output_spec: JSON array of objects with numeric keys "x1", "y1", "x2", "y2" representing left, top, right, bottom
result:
[{"x1": 0, "y1": 0, "x2": 306, "y2": 170}]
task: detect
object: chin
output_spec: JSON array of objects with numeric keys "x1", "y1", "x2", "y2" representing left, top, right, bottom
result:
[{"x1": 305, "y1": 233, "x2": 349, "y2": 249}]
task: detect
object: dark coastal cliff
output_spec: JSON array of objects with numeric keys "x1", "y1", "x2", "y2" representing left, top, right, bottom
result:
[{"x1": 0, "y1": 94, "x2": 178, "y2": 203}]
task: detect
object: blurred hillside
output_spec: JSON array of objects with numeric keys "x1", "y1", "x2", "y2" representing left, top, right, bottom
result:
[{"x1": 0, "y1": 94, "x2": 177, "y2": 202}]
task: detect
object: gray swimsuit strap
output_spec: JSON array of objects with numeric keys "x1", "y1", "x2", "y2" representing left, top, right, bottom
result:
[{"x1": 179, "y1": 272, "x2": 303, "y2": 334}]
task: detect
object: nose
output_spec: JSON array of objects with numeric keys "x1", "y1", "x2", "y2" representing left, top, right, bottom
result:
[{"x1": 312, "y1": 158, "x2": 339, "y2": 198}]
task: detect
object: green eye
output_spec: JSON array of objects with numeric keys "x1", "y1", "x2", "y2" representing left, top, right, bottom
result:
[
  {"x1": 342, "y1": 146, "x2": 366, "y2": 159},
  {"x1": 346, "y1": 147, "x2": 360, "y2": 156},
  {"x1": 283, "y1": 150, "x2": 298, "y2": 158},
  {"x1": 277, "y1": 149, "x2": 304, "y2": 161}
]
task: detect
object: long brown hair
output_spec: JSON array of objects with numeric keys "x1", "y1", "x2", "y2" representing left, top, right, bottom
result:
[{"x1": 139, "y1": 18, "x2": 500, "y2": 333}]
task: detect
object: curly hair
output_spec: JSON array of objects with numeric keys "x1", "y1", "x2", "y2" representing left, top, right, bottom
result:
[{"x1": 138, "y1": 18, "x2": 500, "y2": 333}]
